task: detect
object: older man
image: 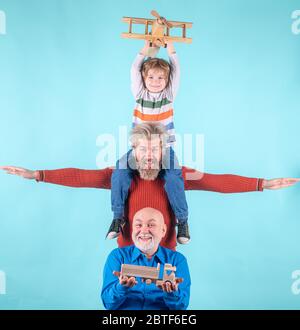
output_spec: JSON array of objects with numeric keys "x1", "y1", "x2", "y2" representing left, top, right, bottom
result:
[
  {"x1": 101, "y1": 207, "x2": 191, "y2": 310},
  {"x1": 1, "y1": 122, "x2": 299, "y2": 250}
]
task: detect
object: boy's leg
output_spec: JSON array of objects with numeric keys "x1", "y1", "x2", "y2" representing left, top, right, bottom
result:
[
  {"x1": 108, "y1": 150, "x2": 135, "y2": 239},
  {"x1": 162, "y1": 147, "x2": 190, "y2": 244}
]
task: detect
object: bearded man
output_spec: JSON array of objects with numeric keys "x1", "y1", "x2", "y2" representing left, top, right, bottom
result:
[
  {"x1": 101, "y1": 207, "x2": 191, "y2": 310},
  {"x1": 1, "y1": 122, "x2": 299, "y2": 250}
]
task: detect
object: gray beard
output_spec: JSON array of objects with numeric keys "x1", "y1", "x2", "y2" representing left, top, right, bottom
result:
[
  {"x1": 138, "y1": 168, "x2": 160, "y2": 181},
  {"x1": 133, "y1": 235, "x2": 155, "y2": 253},
  {"x1": 136, "y1": 158, "x2": 161, "y2": 181}
]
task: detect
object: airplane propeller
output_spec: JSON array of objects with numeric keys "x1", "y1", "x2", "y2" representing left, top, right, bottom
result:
[{"x1": 151, "y1": 10, "x2": 173, "y2": 28}]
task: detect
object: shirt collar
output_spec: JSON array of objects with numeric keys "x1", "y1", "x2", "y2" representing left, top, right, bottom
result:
[{"x1": 132, "y1": 245, "x2": 166, "y2": 264}]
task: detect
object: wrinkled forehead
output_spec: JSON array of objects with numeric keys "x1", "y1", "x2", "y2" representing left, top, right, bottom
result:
[
  {"x1": 135, "y1": 136, "x2": 161, "y2": 148},
  {"x1": 133, "y1": 217, "x2": 159, "y2": 226},
  {"x1": 133, "y1": 208, "x2": 164, "y2": 225}
]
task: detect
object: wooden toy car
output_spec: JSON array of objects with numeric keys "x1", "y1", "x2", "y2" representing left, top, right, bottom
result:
[
  {"x1": 119, "y1": 262, "x2": 183, "y2": 287},
  {"x1": 121, "y1": 10, "x2": 192, "y2": 48}
]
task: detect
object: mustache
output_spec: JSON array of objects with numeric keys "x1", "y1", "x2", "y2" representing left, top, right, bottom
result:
[
  {"x1": 138, "y1": 157, "x2": 160, "y2": 168},
  {"x1": 137, "y1": 234, "x2": 153, "y2": 239}
]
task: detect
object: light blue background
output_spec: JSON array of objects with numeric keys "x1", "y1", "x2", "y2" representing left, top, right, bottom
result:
[{"x1": 0, "y1": 0, "x2": 300, "y2": 309}]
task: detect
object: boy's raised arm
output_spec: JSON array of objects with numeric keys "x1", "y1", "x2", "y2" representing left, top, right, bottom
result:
[
  {"x1": 130, "y1": 41, "x2": 150, "y2": 98},
  {"x1": 166, "y1": 41, "x2": 180, "y2": 99}
]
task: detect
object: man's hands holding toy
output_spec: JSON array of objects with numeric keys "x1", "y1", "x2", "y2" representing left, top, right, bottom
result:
[
  {"x1": 113, "y1": 271, "x2": 138, "y2": 288},
  {"x1": 160, "y1": 278, "x2": 183, "y2": 293}
]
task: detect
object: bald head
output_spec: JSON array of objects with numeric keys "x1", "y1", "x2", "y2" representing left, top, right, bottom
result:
[
  {"x1": 133, "y1": 207, "x2": 164, "y2": 225},
  {"x1": 132, "y1": 207, "x2": 167, "y2": 257}
]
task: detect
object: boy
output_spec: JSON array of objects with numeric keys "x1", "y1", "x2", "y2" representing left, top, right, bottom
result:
[{"x1": 107, "y1": 41, "x2": 190, "y2": 244}]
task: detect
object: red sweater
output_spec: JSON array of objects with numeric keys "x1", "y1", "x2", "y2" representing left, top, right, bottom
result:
[{"x1": 37, "y1": 167, "x2": 264, "y2": 250}]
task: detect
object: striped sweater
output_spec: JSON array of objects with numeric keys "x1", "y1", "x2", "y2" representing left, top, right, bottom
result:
[{"x1": 131, "y1": 53, "x2": 180, "y2": 146}]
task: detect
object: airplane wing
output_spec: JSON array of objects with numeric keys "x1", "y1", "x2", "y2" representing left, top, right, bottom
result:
[
  {"x1": 122, "y1": 17, "x2": 155, "y2": 25},
  {"x1": 122, "y1": 17, "x2": 193, "y2": 28},
  {"x1": 121, "y1": 33, "x2": 192, "y2": 44}
]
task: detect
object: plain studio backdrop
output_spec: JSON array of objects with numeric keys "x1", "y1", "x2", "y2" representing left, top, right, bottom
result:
[{"x1": 0, "y1": 0, "x2": 300, "y2": 309}]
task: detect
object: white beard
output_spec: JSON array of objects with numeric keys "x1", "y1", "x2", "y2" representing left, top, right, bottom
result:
[{"x1": 134, "y1": 234, "x2": 155, "y2": 253}]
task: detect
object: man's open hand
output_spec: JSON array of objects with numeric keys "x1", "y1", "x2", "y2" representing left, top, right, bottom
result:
[
  {"x1": 161, "y1": 278, "x2": 183, "y2": 293},
  {"x1": 113, "y1": 271, "x2": 137, "y2": 288},
  {"x1": 263, "y1": 178, "x2": 300, "y2": 190},
  {"x1": 0, "y1": 166, "x2": 38, "y2": 180}
]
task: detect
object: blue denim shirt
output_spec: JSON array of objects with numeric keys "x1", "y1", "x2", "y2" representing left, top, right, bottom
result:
[{"x1": 101, "y1": 245, "x2": 191, "y2": 310}]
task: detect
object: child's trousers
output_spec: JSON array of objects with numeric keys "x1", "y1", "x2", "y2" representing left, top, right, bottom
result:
[{"x1": 111, "y1": 147, "x2": 189, "y2": 223}]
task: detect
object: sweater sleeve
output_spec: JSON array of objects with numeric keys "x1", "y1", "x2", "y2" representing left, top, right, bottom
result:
[
  {"x1": 166, "y1": 53, "x2": 180, "y2": 100},
  {"x1": 182, "y1": 167, "x2": 264, "y2": 193},
  {"x1": 131, "y1": 53, "x2": 145, "y2": 99},
  {"x1": 36, "y1": 167, "x2": 113, "y2": 189}
]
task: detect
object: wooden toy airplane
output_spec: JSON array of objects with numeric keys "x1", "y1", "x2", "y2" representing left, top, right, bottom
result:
[
  {"x1": 121, "y1": 10, "x2": 192, "y2": 48},
  {"x1": 115, "y1": 263, "x2": 184, "y2": 287}
]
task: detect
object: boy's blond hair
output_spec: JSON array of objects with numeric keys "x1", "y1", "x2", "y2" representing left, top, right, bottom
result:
[{"x1": 141, "y1": 58, "x2": 171, "y2": 82}]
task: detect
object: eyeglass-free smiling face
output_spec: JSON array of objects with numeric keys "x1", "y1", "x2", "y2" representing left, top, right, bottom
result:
[
  {"x1": 132, "y1": 208, "x2": 166, "y2": 258},
  {"x1": 144, "y1": 69, "x2": 168, "y2": 93}
]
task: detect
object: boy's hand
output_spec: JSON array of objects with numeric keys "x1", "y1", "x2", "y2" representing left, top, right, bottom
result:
[
  {"x1": 140, "y1": 40, "x2": 151, "y2": 56},
  {"x1": 166, "y1": 40, "x2": 176, "y2": 55}
]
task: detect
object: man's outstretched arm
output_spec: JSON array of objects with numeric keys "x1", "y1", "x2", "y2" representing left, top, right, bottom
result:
[
  {"x1": 2, "y1": 166, "x2": 298, "y2": 192},
  {"x1": 181, "y1": 167, "x2": 300, "y2": 192},
  {"x1": 0, "y1": 166, "x2": 113, "y2": 189}
]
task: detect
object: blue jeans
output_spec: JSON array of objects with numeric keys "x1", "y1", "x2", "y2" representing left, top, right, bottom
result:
[{"x1": 111, "y1": 148, "x2": 188, "y2": 223}]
